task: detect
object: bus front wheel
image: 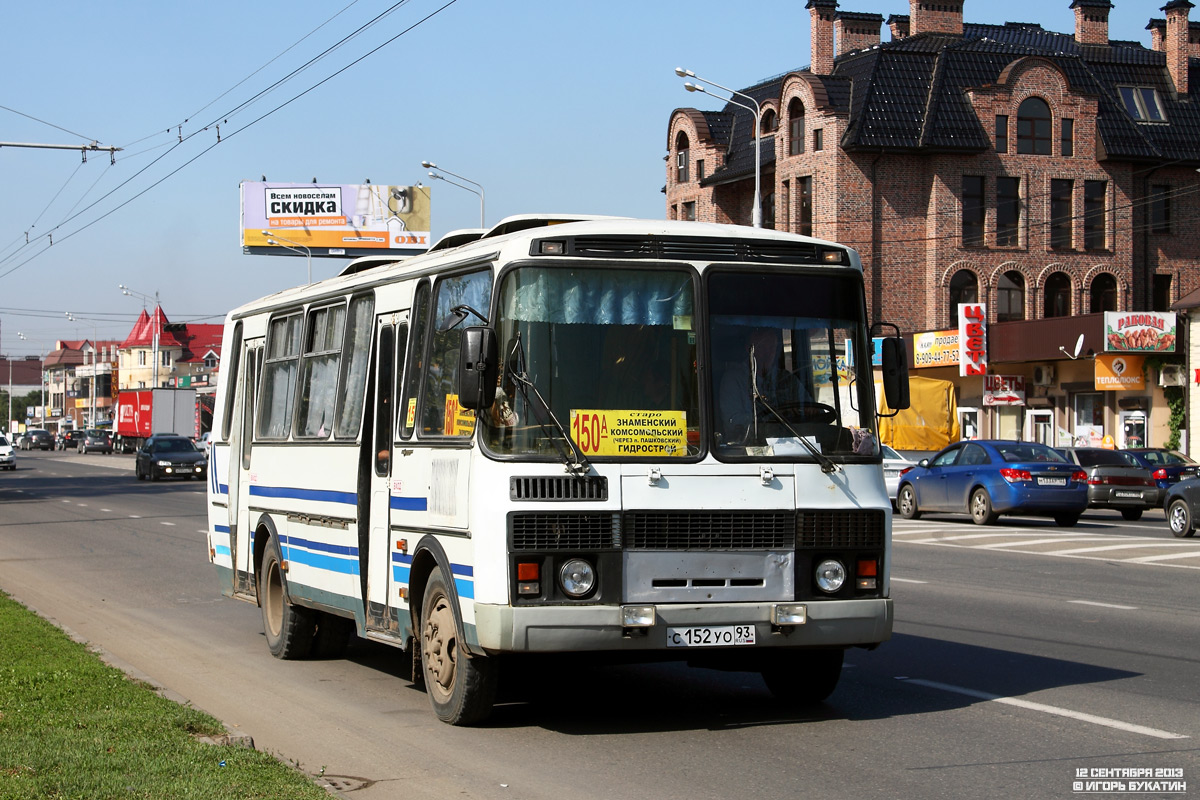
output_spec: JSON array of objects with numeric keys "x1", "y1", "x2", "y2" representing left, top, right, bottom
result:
[
  {"x1": 760, "y1": 648, "x2": 844, "y2": 706},
  {"x1": 420, "y1": 569, "x2": 497, "y2": 725},
  {"x1": 259, "y1": 536, "x2": 315, "y2": 659}
]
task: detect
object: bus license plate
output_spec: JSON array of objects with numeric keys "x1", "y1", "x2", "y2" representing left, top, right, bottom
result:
[
  {"x1": 1038, "y1": 477, "x2": 1067, "y2": 486},
  {"x1": 666, "y1": 625, "x2": 756, "y2": 648}
]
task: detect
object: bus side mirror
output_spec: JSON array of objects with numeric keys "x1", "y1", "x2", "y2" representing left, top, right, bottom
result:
[
  {"x1": 881, "y1": 337, "x2": 910, "y2": 411},
  {"x1": 458, "y1": 326, "x2": 499, "y2": 411}
]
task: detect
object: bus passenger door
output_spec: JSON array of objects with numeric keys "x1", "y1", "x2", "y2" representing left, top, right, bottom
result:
[
  {"x1": 364, "y1": 318, "x2": 403, "y2": 634},
  {"x1": 228, "y1": 342, "x2": 261, "y2": 600}
]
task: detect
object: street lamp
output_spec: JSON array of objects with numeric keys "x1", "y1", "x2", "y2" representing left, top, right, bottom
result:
[
  {"x1": 16, "y1": 333, "x2": 43, "y2": 425},
  {"x1": 66, "y1": 313, "x2": 98, "y2": 428},
  {"x1": 421, "y1": 161, "x2": 485, "y2": 228},
  {"x1": 260, "y1": 230, "x2": 312, "y2": 285},
  {"x1": 676, "y1": 67, "x2": 763, "y2": 228},
  {"x1": 119, "y1": 284, "x2": 161, "y2": 389}
]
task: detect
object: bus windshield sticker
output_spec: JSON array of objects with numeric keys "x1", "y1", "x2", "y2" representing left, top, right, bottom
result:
[
  {"x1": 569, "y1": 410, "x2": 687, "y2": 458},
  {"x1": 443, "y1": 395, "x2": 476, "y2": 436}
]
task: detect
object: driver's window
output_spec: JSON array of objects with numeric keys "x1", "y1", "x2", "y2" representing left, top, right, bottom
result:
[
  {"x1": 931, "y1": 447, "x2": 960, "y2": 467},
  {"x1": 422, "y1": 269, "x2": 492, "y2": 437}
]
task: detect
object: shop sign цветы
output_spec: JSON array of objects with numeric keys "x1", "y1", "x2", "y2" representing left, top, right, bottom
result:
[
  {"x1": 983, "y1": 374, "x2": 1025, "y2": 406},
  {"x1": 958, "y1": 303, "x2": 987, "y2": 377},
  {"x1": 1095, "y1": 354, "x2": 1146, "y2": 391},
  {"x1": 1104, "y1": 311, "x2": 1176, "y2": 352}
]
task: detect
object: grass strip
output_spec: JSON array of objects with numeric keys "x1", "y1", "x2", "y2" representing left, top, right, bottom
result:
[{"x1": 0, "y1": 590, "x2": 330, "y2": 799}]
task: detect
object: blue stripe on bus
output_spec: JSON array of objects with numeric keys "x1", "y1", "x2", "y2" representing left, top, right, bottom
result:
[
  {"x1": 390, "y1": 495, "x2": 428, "y2": 511},
  {"x1": 285, "y1": 548, "x2": 360, "y2": 575},
  {"x1": 214, "y1": 545, "x2": 231, "y2": 557},
  {"x1": 454, "y1": 577, "x2": 475, "y2": 599},
  {"x1": 279, "y1": 534, "x2": 358, "y2": 557},
  {"x1": 249, "y1": 485, "x2": 357, "y2": 505},
  {"x1": 214, "y1": 524, "x2": 230, "y2": 534},
  {"x1": 389, "y1": 552, "x2": 472, "y2": 597}
]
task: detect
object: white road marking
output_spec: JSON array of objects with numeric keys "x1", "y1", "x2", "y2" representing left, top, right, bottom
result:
[
  {"x1": 978, "y1": 536, "x2": 1129, "y2": 549},
  {"x1": 891, "y1": 577, "x2": 928, "y2": 584},
  {"x1": 897, "y1": 678, "x2": 1188, "y2": 740},
  {"x1": 101, "y1": 508, "x2": 111, "y2": 513},
  {"x1": 1051, "y1": 542, "x2": 1198, "y2": 556},
  {"x1": 1128, "y1": 551, "x2": 1200, "y2": 563},
  {"x1": 1068, "y1": 600, "x2": 1138, "y2": 610},
  {"x1": 129, "y1": 515, "x2": 141, "y2": 519},
  {"x1": 161, "y1": 521, "x2": 175, "y2": 527}
]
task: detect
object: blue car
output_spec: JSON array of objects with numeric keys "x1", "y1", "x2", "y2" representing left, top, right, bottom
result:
[
  {"x1": 1124, "y1": 448, "x2": 1198, "y2": 499},
  {"x1": 896, "y1": 440, "x2": 1088, "y2": 526}
]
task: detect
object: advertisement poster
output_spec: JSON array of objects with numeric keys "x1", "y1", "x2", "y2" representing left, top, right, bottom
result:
[
  {"x1": 911, "y1": 330, "x2": 959, "y2": 369},
  {"x1": 958, "y1": 303, "x2": 987, "y2": 377},
  {"x1": 1095, "y1": 354, "x2": 1145, "y2": 391},
  {"x1": 240, "y1": 181, "x2": 432, "y2": 257},
  {"x1": 1103, "y1": 312, "x2": 1176, "y2": 352},
  {"x1": 983, "y1": 375, "x2": 1025, "y2": 406}
]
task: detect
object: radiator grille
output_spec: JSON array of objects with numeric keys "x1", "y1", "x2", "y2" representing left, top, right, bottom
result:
[
  {"x1": 796, "y1": 509, "x2": 886, "y2": 549},
  {"x1": 510, "y1": 475, "x2": 608, "y2": 501},
  {"x1": 624, "y1": 511, "x2": 795, "y2": 550},
  {"x1": 510, "y1": 512, "x2": 618, "y2": 550}
]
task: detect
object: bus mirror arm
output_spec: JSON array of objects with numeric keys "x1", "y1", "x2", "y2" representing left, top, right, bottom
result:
[{"x1": 457, "y1": 327, "x2": 499, "y2": 411}]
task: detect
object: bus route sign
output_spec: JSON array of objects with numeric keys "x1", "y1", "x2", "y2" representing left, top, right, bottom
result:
[{"x1": 569, "y1": 409, "x2": 688, "y2": 457}]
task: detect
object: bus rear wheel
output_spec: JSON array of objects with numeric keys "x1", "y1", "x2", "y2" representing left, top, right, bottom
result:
[
  {"x1": 259, "y1": 536, "x2": 315, "y2": 659},
  {"x1": 760, "y1": 648, "x2": 844, "y2": 706},
  {"x1": 420, "y1": 568, "x2": 497, "y2": 725}
]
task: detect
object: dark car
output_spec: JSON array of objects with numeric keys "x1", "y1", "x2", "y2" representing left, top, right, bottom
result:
[
  {"x1": 1058, "y1": 447, "x2": 1160, "y2": 521},
  {"x1": 79, "y1": 429, "x2": 113, "y2": 455},
  {"x1": 22, "y1": 429, "x2": 54, "y2": 450},
  {"x1": 896, "y1": 440, "x2": 1088, "y2": 526},
  {"x1": 1164, "y1": 477, "x2": 1200, "y2": 538},
  {"x1": 1124, "y1": 448, "x2": 1198, "y2": 498},
  {"x1": 134, "y1": 434, "x2": 207, "y2": 481},
  {"x1": 57, "y1": 430, "x2": 84, "y2": 450}
]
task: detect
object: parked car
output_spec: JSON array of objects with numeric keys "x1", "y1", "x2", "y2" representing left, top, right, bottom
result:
[
  {"x1": 134, "y1": 434, "x2": 207, "y2": 481},
  {"x1": 1057, "y1": 447, "x2": 1160, "y2": 520},
  {"x1": 896, "y1": 440, "x2": 1088, "y2": 526},
  {"x1": 881, "y1": 444, "x2": 917, "y2": 502},
  {"x1": 57, "y1": 430, "x2": 84, "y2": 451},
  {"x1": 1124, "y1": 448, "x2": 1198, "y2": 499},
  {"x1": 20, "y1": 429, "x2": 54, "y2": 451},
  {"x1": 0, "y1": 435, "x2": 15, "y2": 470},
  {"x1": 79, "y1": 429, "x2": 113, "y2": 455},
  {"x1": 1163, "y1": 476, "x2": 1200, "y2": 538}
]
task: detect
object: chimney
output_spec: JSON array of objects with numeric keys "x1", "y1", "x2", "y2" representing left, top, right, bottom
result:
[
  {"x1": 1071, "y1": 0, "x2": 1112, "y2": 46},
  {"x1": 808, "y1": 0, "x2": 837, "y2": 75},
  {"x1": 887, "y1": 13, "x2": 910, "y2": 40},
  {"x1": 1147, "y1": 19, "x2": 1166, "y2": 52},
  {"x1": 1164, "y1": 0, "x2": 1194, "y2": 95},
  {"x1": 910, "y1": 0, "x2": 963, "y2": 36},
  {"x1": 836, "y1": 12, "x2": 884, "y2": 56}
]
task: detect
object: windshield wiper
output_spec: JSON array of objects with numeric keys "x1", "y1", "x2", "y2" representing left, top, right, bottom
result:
[
  {"x1": 749, "y1": 349, "x2": 839, "y2": 474},
  {"x1": 505, "y1": 333, "x2": 591, "y2": 476}
]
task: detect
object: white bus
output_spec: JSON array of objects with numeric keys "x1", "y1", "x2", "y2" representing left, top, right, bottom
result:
[{"x1": 207, "y1": 215, "x2": 910, "y2": 724}]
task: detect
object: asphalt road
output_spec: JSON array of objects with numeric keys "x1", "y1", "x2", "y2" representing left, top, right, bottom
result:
[{"x1": 1, "y1": 450, "x2": 1197, "y2": 799}]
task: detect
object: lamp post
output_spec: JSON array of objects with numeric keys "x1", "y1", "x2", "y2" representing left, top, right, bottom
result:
[
  {"x1": 421, "y1": 161, "x2": 485, "y2": 228},
  {"x1": 261, "y1": 230, "x2": 312, "y2": 285},
  {"x1": 676, "y1": 68, "x2": 763, "y2": 228},
  {"x1": 16, "y1": 333, "x2": 43, "y2": 425},
  {"x1": 65, "y1": 313, "x2": 98, "y2": 427},
  {"x1": 119, "y1": 284, "x2": 161, "y2": 389}
]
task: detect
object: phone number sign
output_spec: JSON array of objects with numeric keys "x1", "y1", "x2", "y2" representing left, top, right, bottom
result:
[{"x1": 570, "y1": 409, "x2": 687, "y2": 457}]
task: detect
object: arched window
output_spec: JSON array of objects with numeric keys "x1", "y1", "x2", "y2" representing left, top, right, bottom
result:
[
  {"x1": 788, "y1": 98, "x2": 806, "y2": 156},
  {"x1": 1044, "y1": 272, "x2": 1072, "y2": 318},
  {"x1": 996, "y1": 271, "x2": 1025, "y2": 322},
  {"x1": 675, "y1": 131, "x2": 690, "y2": 184},
  {"x1": 949, "y1": 269, "x2": 979, "y2": 326},
  {"x1": 761, "y1": 108, "x2": 777, "y2": 134},
  {"x1": 1017, "y1": 97, "x2": 1052, "y2": 155},
  {"x1": 1090, "y1": 273, "x2": 1118, "y2": 313}
]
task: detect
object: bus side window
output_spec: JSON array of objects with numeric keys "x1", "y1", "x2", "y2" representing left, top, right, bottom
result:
[
  {"x1": 241, "y1": 350, "x2": 258, "y2": 471},
  {"x1": 423, "y1": 269, "x2": 493, "y2": 437},
  {"x1": 295, "y1": 303, "x2": 347, "y2": 439},
  {"x1": 401, "y1": 282, "x2": 430, "y2": 439},
  {"x1": 374, "y1": 325, "x2": 395, "y2": 475},
  {"x1": 393, "y1": 322, "x2": 409, "y2": 439},
  {"x1": 335, "y1": 294, "x2": 376, "y2": 439},
  {"x1": 220, "y1": 323, "x2": 243, "y2": 441},
  {"x1": 258, "y1": 314, "x2": 303, "y2": 440}
]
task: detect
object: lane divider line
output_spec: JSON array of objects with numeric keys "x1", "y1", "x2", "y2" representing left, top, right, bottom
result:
[
  {"x1": 1068, "y1": 600, "x2": 1138, "y2": 610},
  {"x1": 896, "y1": 677, "x2": 1188, "y2": 740}
]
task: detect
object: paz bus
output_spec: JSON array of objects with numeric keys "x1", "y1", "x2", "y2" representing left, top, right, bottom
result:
[{"x1": 207, "y1": 214, "x2": 910, "y2": 724}]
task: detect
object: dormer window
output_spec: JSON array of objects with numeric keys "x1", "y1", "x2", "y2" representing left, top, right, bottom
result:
[
  {"x1": 1117, "y1": 87, "x2": 1166, "y2": 122},
  {"x1": 760, "y1": 108, "x2": 777, "y2": 134}
]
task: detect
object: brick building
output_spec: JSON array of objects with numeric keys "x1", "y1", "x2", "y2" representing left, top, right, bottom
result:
[{"x1": 668, "y1": 0, "x2": 1200, "y2": 451}]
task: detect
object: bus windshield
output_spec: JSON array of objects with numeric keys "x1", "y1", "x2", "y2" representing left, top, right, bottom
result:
[{"x1": 482, "y1": 265, "x2": 700, "y2": 458}]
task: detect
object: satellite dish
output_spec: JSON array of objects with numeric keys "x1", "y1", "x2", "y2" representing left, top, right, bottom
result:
[{"x1": 1072, "y1": 333, "x2": 1084, "y2": 359}]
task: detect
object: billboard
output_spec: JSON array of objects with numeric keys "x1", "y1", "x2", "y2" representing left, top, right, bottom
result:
[
  {"x1": 1095, "y1": 354, "x2": 1146, "y2": 391},
  {"x1": 911, "y1": 330, "x2": 959, "y2": 369},
  {"x1": 1103, "y1": 312, "x2": 1176, "y2": 352},
  {"x1": 240, "y1": 181, "x2": 431, "y2": 258}
]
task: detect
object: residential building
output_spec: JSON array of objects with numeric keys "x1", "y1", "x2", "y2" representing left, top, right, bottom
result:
[{"x1": 667, "y1": 0, "x2": 1200, "y2": 450}]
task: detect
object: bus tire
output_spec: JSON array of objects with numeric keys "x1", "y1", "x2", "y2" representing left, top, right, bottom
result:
[
  {"x1": 760, "y1": 648, "x2": 844, "y2": 706},
  {"x1": 259, "y1": 536, "x2": 315, "y2": 660},
  {"x1": 311, "y1": 612, "x2": 355, "y2": 659},
  {"x1": 420, "y1": 568, "x2": 497, "y2": 725}
]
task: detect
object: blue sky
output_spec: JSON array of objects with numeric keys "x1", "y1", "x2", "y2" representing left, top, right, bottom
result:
[{"x1": 0, "y1": 0, "x2": 1160, "y2": 355}]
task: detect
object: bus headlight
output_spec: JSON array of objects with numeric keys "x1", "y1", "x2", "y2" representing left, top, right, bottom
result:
[
  {"x1": 815, "y1": 559, "x2": 847, "y2": 593},
  {"x1": 559, "y1": 558, "x2": 595, "y2": 597}
]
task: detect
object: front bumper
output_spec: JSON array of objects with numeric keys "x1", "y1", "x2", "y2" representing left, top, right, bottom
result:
[
  {"x1": 154, "y1": 463, "x2": 206, "y2": 478},
  {"x1": 472, "y1": 598, "x2": 893, "y2": 654}
]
